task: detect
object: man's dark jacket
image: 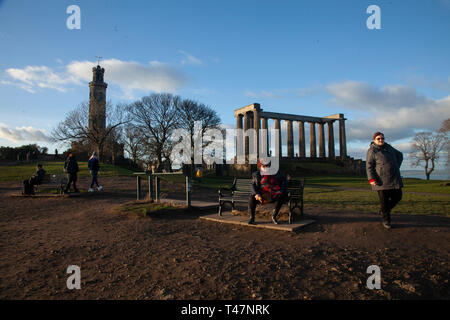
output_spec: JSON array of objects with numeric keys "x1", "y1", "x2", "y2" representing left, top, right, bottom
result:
[
  {"x1": 34, "y1": 167, "x2": 46, "y2": 183},
  {"x1": 250, "y1": 170, "x2": 288, "y2": 196},
  {"x1": 366, "y1": 142, "x2": 403, "y2": 191},
  {"x1": 64, "y1": 156, "x2": 79, "y2": 175}
]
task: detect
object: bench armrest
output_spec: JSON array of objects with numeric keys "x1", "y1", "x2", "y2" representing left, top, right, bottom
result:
[{"x1": 218, "y1": 187, "x2": 233, "y2": 197}]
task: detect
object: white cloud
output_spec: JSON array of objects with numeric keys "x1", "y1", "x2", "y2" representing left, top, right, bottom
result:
[
  {"x1": 327, "y1": 81, "x2": 430, "y2": 110},
  {"x1": 244, "y1": 90, "x2": 258, "y2": 98},
  {"x1": 326, "y1": 81, "x2": 450, "y2": 142},
  {"x1": 67, "y1": 59, "x2": 188, "y2": 97},
  {"x1": 244, "y1": 86, "x2": 321, "y2": 99},
  {"x1": 1, "y1": 58, "x2": 189, "y2": 97},
  {"x1": 179, "y1": 50, "x2": 203, "y2": 65},
  {"x1": 5, "y1": 65, "x2": 81, "y2": 93},
  {"x1": 0, "y1": 123, "x2": 52, "y2": 143},
  {"x1": 244, "y1": 90, "x2": 282, "y2": 99}
]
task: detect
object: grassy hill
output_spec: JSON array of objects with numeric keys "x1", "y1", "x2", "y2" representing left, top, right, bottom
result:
[{"x1": 0, "y1": 161, "x2": 135, "y2": 182}]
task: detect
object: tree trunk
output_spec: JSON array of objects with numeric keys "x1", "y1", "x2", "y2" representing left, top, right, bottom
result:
[
  {"x1": 98, "y1": 143, "x2": 104, "y2": 163},
  {"x1": 427, "y1": 159, "x2": 436, "y2": 180}
]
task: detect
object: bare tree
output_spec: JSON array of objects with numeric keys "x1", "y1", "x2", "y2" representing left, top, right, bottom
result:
[
  {"x1": 177, "y1": 98, "x2": 221, "y2": 175},
  {"x1": 122, "y1": 124, "x2": 146, "y2": 165},
  {"x1": 126, "y1": 93, "x2": 180, "y2": 172},
  {"x1": 410, "y1": 131, "x2": 446, "y2": 180},
  {"x1": 52, "y1": 101, "x2": 127, "y2": 161}
]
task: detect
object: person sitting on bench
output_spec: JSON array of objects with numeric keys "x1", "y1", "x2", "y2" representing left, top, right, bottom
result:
[
  {"x1": 23, "y1": 164, "x2": 46, "y2": 195},
  {"x1": 248, "y1": 159, "x2": 288, "y2": 225}
]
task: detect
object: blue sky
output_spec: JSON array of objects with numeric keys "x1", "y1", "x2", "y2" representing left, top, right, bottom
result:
[{"x1": 0, "y1": 0, "x2": 449, "y2": 169}]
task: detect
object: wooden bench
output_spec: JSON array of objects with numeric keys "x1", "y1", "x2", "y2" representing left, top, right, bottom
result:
[
  {"x1": 33, "y1": 173, "x2": 67, "y2": 195},
  {"x1": 218, "y1": 177, "x2": 305, "y2": 224}
]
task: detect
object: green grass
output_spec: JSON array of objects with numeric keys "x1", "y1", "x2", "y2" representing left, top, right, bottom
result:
[
  {"x1": 181, "y1": 173, "x2": 450, "y2": 195},
  {"x1": 4, "y1": 161, "x2": 447, "y2": 216},
  {"x1": 0, "y1": 161, "x2": 135, "y2": 182},
  {"x1": 304, "y1": 187, "x2": 449, "y2": 217},
  {"x1": 300, "y1": 175, "x2": 450, "y2": 194},
  {"x1": 118, "y1": 202, "x2": 183, "y2": 217}
]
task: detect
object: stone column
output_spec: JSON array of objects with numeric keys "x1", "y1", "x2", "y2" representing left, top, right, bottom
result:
[
  {"x1": 310, "y1": 122, "x2": 316, "y2": 158},
  {"x1": 236, "y1": 114, "x2": 244, "y2": 160},
  {"x1": 339, "y1": 116, "x2": 347, "y2": 159},
  {"x1": 287, "y1": 119, "x2": 294, "y2": 158},
  {"x1": 244, "y1": 112, "x2": 249, "y2": 163},
  {"x1": 327, "y1": 121, "x2": 335, "y2": 159},
  {"x1": 253, "y1": 109, "x2": 260, "y2": 160},
  {"x1": 274, "y1": 118, "x2": 282, "y2": 158},
  {"x1": 261, "y1": 117, "x2": 269, "y2": 157},
  {"x1": 298, "y1": 121, "x2": 305, "y2": 157},
  {"x1": 318, "y1": 122, "x2": 325, "y2": 158}
]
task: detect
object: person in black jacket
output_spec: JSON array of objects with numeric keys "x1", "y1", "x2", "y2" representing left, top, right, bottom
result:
[
  {"x1": 64, "y1": 153, "x2": 79, "y2": 193},
  {"x1": 22, "y1": 164, "x2": 46, "y2": 195},
  {"x1": 366, "y1": 132, "x2": 403, "y2": 229},
  {"x1": 248, "y1": 159, "x2": 288, "y2": 225}
]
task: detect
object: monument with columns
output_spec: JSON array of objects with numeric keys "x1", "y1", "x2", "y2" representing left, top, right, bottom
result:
[{"x1": 230, "y1": 103, "x2": 364, "y2": 175}]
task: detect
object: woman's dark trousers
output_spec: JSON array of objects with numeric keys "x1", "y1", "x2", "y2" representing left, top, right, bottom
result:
[
  {"x1": 90, "y1": 170, "x2": 99, "y2": 188},
  {"x1": 377, "y1": 188, "x2": 402, "y2": 223},
  {"x1": 248, "y1": 193, "x2": 288, "y2": 221}
]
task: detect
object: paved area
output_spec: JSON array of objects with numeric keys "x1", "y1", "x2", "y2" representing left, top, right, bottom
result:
[{"x1": 200, "y1": 211, "x2": 315, "y2": 232}]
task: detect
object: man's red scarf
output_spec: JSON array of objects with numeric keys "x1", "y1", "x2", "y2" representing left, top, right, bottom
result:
[{"x1": 260, "y1": 175, "x2": 282, "y2": 203}]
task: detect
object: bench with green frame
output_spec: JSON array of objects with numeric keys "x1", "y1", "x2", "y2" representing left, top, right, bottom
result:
[{"x1": 218, "y1": 177, "x2": 305, "y2": 224}]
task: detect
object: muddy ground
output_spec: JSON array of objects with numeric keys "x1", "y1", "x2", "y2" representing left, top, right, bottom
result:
[{"x1": 0, "y1": 176, "x2": 448, "y2": 300}]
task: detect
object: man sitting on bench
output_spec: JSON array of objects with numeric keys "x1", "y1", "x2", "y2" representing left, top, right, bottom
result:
[
  {"x1": 23, "y1": 164, "x2": 46, "y2": 195},
  {"x1": 248, "y1": 159, "x2": 288, "y2": 225}
]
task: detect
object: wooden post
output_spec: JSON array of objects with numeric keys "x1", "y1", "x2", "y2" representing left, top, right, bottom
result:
[
  {"x1": 148, "y1": 175, "x2": 154, "y2": 202},
  {"x1": 186, "y1": 175, "x2": 191, "y2": 208},
  {"x1": 136, "y1": 175, "x2": 141, "y2": 201},
  {"x1": 155, "y1": 176, "x2": 160, "y2": 202}
]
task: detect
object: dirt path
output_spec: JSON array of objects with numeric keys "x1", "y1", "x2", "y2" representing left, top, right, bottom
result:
[{"x1": 0, "y1": 176, "x2": 449, "y2": 299}]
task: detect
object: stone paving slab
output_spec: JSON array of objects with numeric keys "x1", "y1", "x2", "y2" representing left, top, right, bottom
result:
[{"x1": 200, "y1": 211, "x2": 315, "y2": 232}]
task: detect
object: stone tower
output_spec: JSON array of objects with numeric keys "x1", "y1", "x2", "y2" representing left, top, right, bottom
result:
[{"x1": 89, "y1": 64, "x2": 107, "y2": 132}]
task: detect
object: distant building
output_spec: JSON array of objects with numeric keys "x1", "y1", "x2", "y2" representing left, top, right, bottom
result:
[
  {"x1": 89, "y1": 64, "x2": 107, "y2": 133},
  {"x1": 71, "y1": 63, "x2": 124, "y2": 162}
]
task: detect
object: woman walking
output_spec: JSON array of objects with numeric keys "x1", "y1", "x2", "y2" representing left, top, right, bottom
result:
[
  {"x1": 366, "y1": 132, "x2": 403, "y2": 229},
  {"x1": 88, "y1": 151, "x2": 102, "y2": 192}
]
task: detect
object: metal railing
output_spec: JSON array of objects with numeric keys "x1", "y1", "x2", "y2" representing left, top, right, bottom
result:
[{"x1": 133, "y1": 171, "x2": 191, "y2": 208}]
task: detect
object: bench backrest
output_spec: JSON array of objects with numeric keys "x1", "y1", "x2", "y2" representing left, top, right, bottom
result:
[
  {"x1": 232, "y1": 177, "x2": 305, "y2": 198},
  {"x1": 232, "y1": 178, "x2": 253, "y2": 202},
  {"x1": 41, "y1": 173, "x2": 51, "y2": 183},
  {"x1": 287, "y1": 179, "x2": 305, "y2": 200}
]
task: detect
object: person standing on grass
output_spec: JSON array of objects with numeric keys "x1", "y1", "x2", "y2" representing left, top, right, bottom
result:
[
  {"x1": 64, "y1": 153, "x2": 79, "y2": 193},
  {"x1": 88, "y1": 151, "x2": 102, "y2": 192},
  {"x1": 366, "y1": 132, "x2": 403, "y2": 229}
]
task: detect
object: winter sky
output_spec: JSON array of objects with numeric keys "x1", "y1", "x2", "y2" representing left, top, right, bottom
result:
[{"x1": 0, "y1": 0, "x2": 449, "y2": 169}]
